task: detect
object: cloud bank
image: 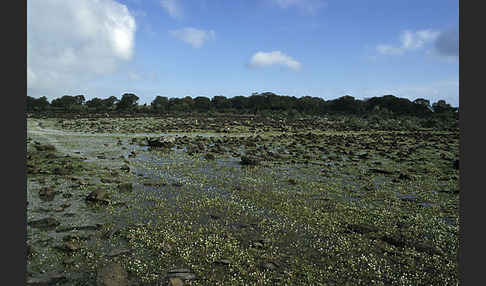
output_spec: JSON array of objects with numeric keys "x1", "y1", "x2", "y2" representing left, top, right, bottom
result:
[
  {"x1": 376, "y1": 29, "x2": 440, "y2": 55},
  {"x1": 169, "y1": 27, "x2": 215, "y2": 48},
  {"x1": 27, "y1": 0, "x2": 136, "y2": 97},
  {"x1": 249, "y1": 51, "x2": 301, "y2": 71}
]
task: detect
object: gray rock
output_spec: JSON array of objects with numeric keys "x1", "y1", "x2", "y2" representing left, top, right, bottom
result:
[
  {"x1": 147, "y1": 137, "x2": 175, "y2": 148},
  {"x1": 28, "y1": 217, "x2": 60, "y2": 230},
  {"x1": 240, "y1": 155, "x2": 260, "y2": 165},
  {"x1": 106, "y1": 248, "x2": 131, "y2": 257},
  {"x1": 39, "y1": 187, "x2": 56, "y2": 201},
  {"x1": 26, "y1": 272, "x2": 66, "y2": 285},
  {"x1": 96, "y1": 262, "x2": 129, "y2": 286},
  {"x1": 347, "y1": 223, "x2": 380, "y2": 234},
  {"x1": 86, "y1": 189, "x2": 110, "y2": 204},
  {"x1": 118, "y1": 183, "x2": 133, "y2": 193},
  {"x1": 167, "y1": 268, "x2": 197, "y2": 281}
]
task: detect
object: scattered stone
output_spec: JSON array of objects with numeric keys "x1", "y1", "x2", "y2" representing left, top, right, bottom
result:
[
  {"x1": 261, "y1": 261, "x2": 278, "y2": 271},
  {"x1": 251, "y1": 240, "x2": 265, "y2": 249},
  {"x1": 54, "y1": 240, "x2": 82, "y2": 252},
  {"x1": 240, "y1": 155, "x2": 260, "y2": 165},
  {"x1": 38, "y1": 187, "x2": 56, "y2": 201},
  {"x1": 28, "y1": 217, "x2": 60, "y2": 230},
  {"x1": 26, "y1": 272, "x2": 66, "y2": 285},
  {"x1": 63, "y1": 257, "x2": 75, "y2": 265},
  {"x1": 27, "y1": 243, "x2": 33, "y2": 257},
  {"x1": 96, "y1": 262, "x2": 129, "y2": 286},
  {"x1": 398, "y1": 194, "x2": 420, "y2": 203},
  {"x1": 172, "y1": 181, "x2": 184, "y2": 187},
  {"x1": 86, "y1": 189, "x2": 110, "y2": 205},
  {"x1": 168, "y1": 277, "x2": 184, "y2": 286},
  {"x1": 347, "y1": 223, "x2": 380, "y2": 234},
  {"x1": 204, "y1": 153, "x2": 215, "y2": 160},
  {"x1": 118, "y1": 183, "x2": 133, "y2": 193},
  {"x1": 369, "y1": 168, "x2": 394, "y2": 175},
  {"x1": 106, "y1": 248, "x2": 131, "y2": 257},
  {"x1": 167, "y1": 268, "x2": 196, "y2": 281},
  {"x1": 101, "y1": 178, "x2": 115, "y2": 184},
  {"x1": 45, "y1": 153, "x2": 59, "y2": 159},
  {"x1": 381, "y1": 234, "x2": 408, "y2": 248},
  {"x1": 60, "y1": 203, "x2": 71, "y2": 209},
  {"x1": 288, "y1": 178, "x2": 297, "y2": 185},
  {"x1": 120, "y1": 164, "x2": 130, "y2": 172},
  {"x1": 209, "y1": 213, "x2": 222, "y2": 220},
  {"x1": 53, "y1": 167, "x2": 70, "y2": 175},
  {"x1": 34, "y1": 144, "x2": 56, "y2": 152},
  {"x1": 413, "y1": 242, "x2": 442, "y2": 256},
  {"x1": 147, "y1": 137, "x2": 175, "y2": 148},
  {"x1": 397, "y1": 172, "x2": 412, "y2": 181},
  {"x1": 357, "y1": 152, "x2": 369, "y2": 159},
  {"x1": 214, "y1": 259, "x2": 231, "y2": 266},
  {"x1": 62, "y1": 193, "x2": 73, "y2": 198},
  {"x1": 56, "y1": 224, "x2": 102, "y2": 232}
]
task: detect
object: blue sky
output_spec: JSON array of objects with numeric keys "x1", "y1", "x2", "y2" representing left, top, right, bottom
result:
[{"x1": 27, "y1": 0, "x2": 459, "y2": 106}]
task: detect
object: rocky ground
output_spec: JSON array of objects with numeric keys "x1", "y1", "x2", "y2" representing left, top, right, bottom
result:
[{"x1": 26, "y1": 116, "x2": 459, "y2": 285}]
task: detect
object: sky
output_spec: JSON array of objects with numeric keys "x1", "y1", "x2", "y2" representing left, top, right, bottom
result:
[{"x1": 27, "y1": 0, "x2": 459, "y2": 106}]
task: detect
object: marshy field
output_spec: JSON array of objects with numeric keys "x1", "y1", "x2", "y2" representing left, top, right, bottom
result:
[{"x1": 26, "y1": 114, "x2": 459, "y2": 285}]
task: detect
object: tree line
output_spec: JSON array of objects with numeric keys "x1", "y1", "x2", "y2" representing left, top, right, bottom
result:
[{"x1": 27, "y1": 92, "x2": 458, "y2": 118}]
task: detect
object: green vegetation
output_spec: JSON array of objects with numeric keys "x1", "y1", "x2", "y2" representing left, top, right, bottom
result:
[
  {"x1": 27, "y1": 93, "x2": 458, "y2": 130},
  {"x1": 26, "y1": 115, "x2": 459, "y2": 285}
]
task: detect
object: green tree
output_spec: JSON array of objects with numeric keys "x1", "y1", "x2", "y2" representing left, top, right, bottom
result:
[
  {"x1": 51, "y1": 95, "x2": 83, "y2": 111},
  {"x1": 27, "y1": 96, "x2": 50, "y2": 112},
  {"x1": 432, "y1": 100, "x2": 454, "y2": 113},
  {"x1": 151, "y1": 96, "x2": 169, "y2": 112},
  {"x1": 117, "y1": 93, "x2": 139, "y2": 111},
  {"x1": 211, "y1": 96, "x2": 230, "y2": 110},
  {"x1": 194, "y1": 96, "x2": 211, "y2": 112},
  {"x1": 86, "y1": 97, "x2": 103, "y2": 112},
  {"x1": 230, "y1": 96, "x2": 249, "y2": 111}
]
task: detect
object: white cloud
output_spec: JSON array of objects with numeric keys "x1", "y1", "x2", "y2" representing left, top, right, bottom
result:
[
  {"x1": 249, "y1": 51, "x2": 301, "y2": 71},
  {"x1": 27, "y1": 0, "x2": 136, "y2": 97},
  {"x1": 160, "y1": 0, "x2": 182, "y2": 19},
  {"x1": 169, "y1": 27, "x2": 215, "y2": 48},
  {"x1": 270, "y1": 0, "x2": 326, "y2": 14},
  {"x1": 377, "y1": 29, "x2": 440, "y2": 56}
]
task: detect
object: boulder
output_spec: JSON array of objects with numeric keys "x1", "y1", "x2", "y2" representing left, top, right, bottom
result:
[
  {"x1": 147, "y1": 137, "x2": 175, "y2": 148},
  {"x1": 28, "y1": 217, "x2": 60, "y2": 230},
  {"x1": 96, "y1": 263, "x2": 128, "y2": 286},
  {"x1": 34, "y1": 144, "x2": 56, "y2": 152},
  {"x1": 39, "y1": 187, "x2": 56, "y2": 201},
  {"x1": 204, "y1": 153, "x2": 215, "y2": 160},
  {"x1": 26, "y1": 272, "x2": 66, "y2": 285},
  {"x1": 347, "y1": 223, "x2": 380, "y2": 234},
  {"x1": 86, "y1": 189, "x2": 110, "y2": 205},
  {"x1": 118, "y1": 183, "x2": 133, "y2": 193},
  {"x1": 166, "y1": 268, "x2": 197, "y2": 281},
  {"x1": 240, "y1": 155, "x2": 260, "y2": 166}
]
